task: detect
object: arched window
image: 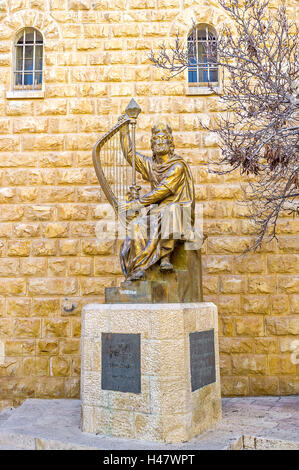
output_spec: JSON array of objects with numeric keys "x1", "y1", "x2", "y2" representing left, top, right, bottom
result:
[
  {"x1": 188, "y1": 24, "x2": 218, "y2": 86},
  {"x1": 14, "y1": 28, "x2": 43, "y2": 91}
]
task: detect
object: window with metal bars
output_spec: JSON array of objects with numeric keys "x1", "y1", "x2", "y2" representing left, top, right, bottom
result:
[
  {"x1": 14, "y1": 28, "x2": 43, "y2": 91},
  {"x1": 188, "y1": 24, "x2": 218, "y2": 86}
]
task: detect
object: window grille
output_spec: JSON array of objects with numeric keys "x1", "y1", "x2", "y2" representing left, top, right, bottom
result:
[
  {"x1": 14, "y1": 28, "x2": 43, "y2": 91},
  {"x1": 188, "y1": 25, "x2": 218, "y2": 86}
]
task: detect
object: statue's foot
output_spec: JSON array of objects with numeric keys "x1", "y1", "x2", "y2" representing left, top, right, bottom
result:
[
  {"x1": 160, "y1": 259, "x2": 174, "y2": 272},
  {"x1": 127, "y1": 270, "x2": 145, "y2": 281}
]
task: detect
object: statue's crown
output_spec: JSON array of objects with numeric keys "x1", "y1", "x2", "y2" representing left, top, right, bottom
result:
[{"x1": 151, "y1": 123, "x2": 172, "y2": 139}]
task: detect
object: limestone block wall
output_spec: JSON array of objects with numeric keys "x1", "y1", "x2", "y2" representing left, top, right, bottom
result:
[{"x1": 0, "y1": 0, "x2": 298, "y2": 409}]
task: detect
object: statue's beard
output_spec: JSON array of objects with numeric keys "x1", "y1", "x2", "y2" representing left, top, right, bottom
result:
[{"x1": 154, "y1": 144, "x2": 169, "y2": 156}]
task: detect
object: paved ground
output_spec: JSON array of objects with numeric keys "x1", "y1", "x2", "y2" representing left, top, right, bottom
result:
[{"x1": 0, "y1": 396, "x2": 298, "y2": 450}]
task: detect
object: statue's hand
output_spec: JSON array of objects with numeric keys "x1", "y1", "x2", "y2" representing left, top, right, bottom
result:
[
  {"x1": 118, "y1": 200, "x2": 141, "y2": 214},
  {"x1": 125, "y1": 189, "x2": 135, "y2": 202}
]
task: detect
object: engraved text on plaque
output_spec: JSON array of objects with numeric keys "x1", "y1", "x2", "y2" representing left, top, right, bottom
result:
[
  {"x1": 189, "y1": 330, "x2": 216, "y2": 392},
  {"x1": 101, "y1": 333, "x2": 141, "y2": 394}
]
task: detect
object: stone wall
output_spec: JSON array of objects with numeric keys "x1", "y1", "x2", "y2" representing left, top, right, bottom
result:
[{"x1": 0, "y1": 0, "x2": 298, "y2": 409}]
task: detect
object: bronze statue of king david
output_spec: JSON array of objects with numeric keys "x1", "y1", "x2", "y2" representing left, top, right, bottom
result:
[
  {"x1": 118, "y1": 120, "x2": 202, "y2": 281},
  {"x1": 92, "y1": 98, "x2": 204, "y2": 302}
]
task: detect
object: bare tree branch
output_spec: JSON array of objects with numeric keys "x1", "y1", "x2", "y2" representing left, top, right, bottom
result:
[{"x1": 149, "y1": 0, "x2": 299, "y2": 250}]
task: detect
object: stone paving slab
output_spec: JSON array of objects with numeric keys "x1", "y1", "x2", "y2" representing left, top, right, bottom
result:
[
  {"x1": 0, "y1": 396, "x2": 298, "y2": 450},
  {"x1": 0, "y1": 408, "x2": 15, "y2": 425},
  {"x1": 0, "y1": 444, "x2": 24, "y2": 450}
]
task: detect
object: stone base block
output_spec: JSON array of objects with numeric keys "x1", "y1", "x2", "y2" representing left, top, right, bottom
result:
[
  {"x1": 105, "y1": 247, "x2": 203, "y2": 304},
  {"x1": 81, "y1": 302, "x2": 221, "y2": 443}
]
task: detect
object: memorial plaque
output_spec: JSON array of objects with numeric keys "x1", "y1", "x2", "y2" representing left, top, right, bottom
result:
[
  {"x1": 101, "y1": 333, "x2": 141, "y2": 394},
  {"x1": 189, "y1": 330, "x2": 216, "y2": 392}
]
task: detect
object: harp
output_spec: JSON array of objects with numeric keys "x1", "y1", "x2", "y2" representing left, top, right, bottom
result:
[{"x1": 92, "y1": 98, "x2": 142, "y2": 215}]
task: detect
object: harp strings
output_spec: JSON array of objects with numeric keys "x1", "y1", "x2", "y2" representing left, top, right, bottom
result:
[{"x1": 100, "y1": 122, "x2": 130, "y2": 203}]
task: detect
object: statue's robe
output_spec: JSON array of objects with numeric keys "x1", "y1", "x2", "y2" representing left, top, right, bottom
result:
[{"x1": 120, "y1": 149, "x2": 197, "y2": 279}]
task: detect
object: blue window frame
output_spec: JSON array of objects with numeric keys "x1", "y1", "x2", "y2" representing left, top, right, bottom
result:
[
  {"x1": 14, "y1": 28, "x2": 43, "y2": 90},
  {"x1": 188, "y1": 25, "x2": 218, "y2": 86}
]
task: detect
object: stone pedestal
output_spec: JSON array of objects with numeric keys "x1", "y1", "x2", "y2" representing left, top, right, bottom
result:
[{"x1": 81, "y1": 302, "x2": 221, "y2": 444}]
